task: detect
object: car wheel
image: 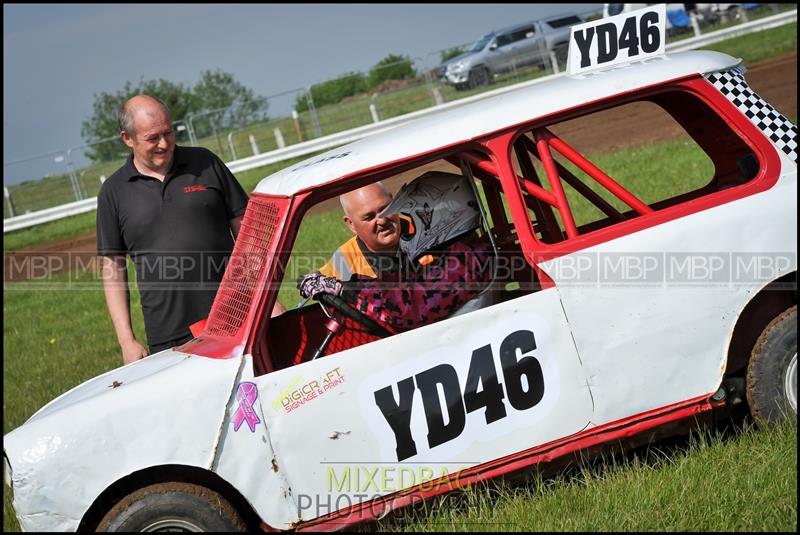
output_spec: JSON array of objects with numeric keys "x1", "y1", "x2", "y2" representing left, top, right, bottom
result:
[
  {"x1": 468, "y1": 67, "x2": 489, "y2": 89},
  {"x1": 746, "y1": 305, "x2": 797, "y2": 428},
  {"x1": 97, "y1": 482, "x2": 247, "y2": 532}
]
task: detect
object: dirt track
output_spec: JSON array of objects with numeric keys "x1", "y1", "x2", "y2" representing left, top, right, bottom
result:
[{"x1": 4, "y1": 53, "x2": 796, "y2": 283}]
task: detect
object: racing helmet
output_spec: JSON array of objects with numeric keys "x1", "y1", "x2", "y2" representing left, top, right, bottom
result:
[{"x1": 381, "y1": 171, "x2": 482, "y2": 261}]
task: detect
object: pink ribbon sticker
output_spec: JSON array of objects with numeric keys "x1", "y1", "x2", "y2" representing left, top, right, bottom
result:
[{"x1": 233, "y1": 382, "x2": 261, "y2": 432}]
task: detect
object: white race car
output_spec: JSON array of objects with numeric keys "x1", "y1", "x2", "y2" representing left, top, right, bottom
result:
[{"x1": 4, "y1": 7, "x2": 796, "y2": 532}]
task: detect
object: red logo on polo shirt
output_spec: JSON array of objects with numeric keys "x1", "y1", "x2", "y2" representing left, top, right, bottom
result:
[{"x1": 184, "y1": 185, "x2": 208, "y2": 193}]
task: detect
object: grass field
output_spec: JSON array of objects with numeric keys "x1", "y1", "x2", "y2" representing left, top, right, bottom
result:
[{"x1": 375, "y1": 420, "x2": 796, "y2": 532}]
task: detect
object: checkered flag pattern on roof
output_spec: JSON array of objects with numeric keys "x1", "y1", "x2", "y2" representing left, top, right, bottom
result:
[{"x1": 705, "y1": 68, "x2": 797, "y2": 163}]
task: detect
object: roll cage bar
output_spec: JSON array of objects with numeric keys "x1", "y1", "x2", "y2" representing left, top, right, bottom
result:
[{"x1": 457, "y1": 127, "x2": 654, "y2": 243}]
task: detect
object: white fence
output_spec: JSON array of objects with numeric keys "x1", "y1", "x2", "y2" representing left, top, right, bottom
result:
[{"x1": 4, "y1": 9, "x2": 796, "y2": 234}]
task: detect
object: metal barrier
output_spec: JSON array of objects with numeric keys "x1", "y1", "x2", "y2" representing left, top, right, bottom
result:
[{"x1": 3, "y1": 136, "x2": 126, "y2": 221}]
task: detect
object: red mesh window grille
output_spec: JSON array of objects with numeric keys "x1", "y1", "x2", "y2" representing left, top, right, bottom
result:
[{"x1": 205, "y1": 200, "x2": 280, "y2": 338}]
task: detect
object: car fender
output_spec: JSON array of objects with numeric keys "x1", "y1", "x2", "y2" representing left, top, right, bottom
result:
[
  {"x1": 212, "y1": 355, "x2": 300, "y2": 529},
  {"x1": 4, "y1": 351, "x2": 244, "y2": 532}
]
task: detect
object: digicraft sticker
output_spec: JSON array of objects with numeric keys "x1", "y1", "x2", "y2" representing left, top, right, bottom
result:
[{"x1": 275, "y1": 368, "x2": 346, "y2": 413}]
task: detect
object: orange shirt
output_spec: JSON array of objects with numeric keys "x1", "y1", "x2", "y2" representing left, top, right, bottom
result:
[{"x1": 318, "y1": 236, "x2": 377, "y2": 280}]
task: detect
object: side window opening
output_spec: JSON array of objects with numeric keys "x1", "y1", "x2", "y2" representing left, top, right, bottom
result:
[
  {"x1": 513, "y1": 129, "x2": 652, "y2": 242},
  {"x1": 496, "y1": 34, "x2": 512, "y2": 47},
  {"x1": 508, "y1": 89, "x2": 756, "y2": 243},
  {"x1": 647, "y1": 91, "x2": 758, "y2": 191},
  {"x1": 255, "y1": 154, "x2": 542, "y2": 374},
  {"x1": 510, "y1": 26, "x2": 536, "y2": 42},
  {"x1": 448, "y1": 151, "x2": 543, "y2": 299},
  {"x1": 547, "y1": 15, "x2": 583, "y2": 28}
]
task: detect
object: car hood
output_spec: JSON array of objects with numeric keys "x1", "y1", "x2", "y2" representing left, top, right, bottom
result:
[
  {"x1": 24, "y1": 349, "x2": 199, "y2": 425},
  {"x1": 442, "y1": 51, "x2": 477, "y2": 69},
  {"x1": 4, "y1": 349, "x2": 245, "y2": 532}
]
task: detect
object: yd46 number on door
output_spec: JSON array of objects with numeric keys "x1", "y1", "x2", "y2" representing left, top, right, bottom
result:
[{"x1": 373, "y1": 330, "x2": 544, "y2": 461}]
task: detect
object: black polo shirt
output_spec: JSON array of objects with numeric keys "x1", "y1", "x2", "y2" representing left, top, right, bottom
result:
[{"x1": 96, "y1": 145, "x2": 249, "y2": 347}]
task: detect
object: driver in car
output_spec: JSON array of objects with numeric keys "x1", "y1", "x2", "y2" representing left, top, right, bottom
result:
[
  {"x1": 318, "y1": 180, "x2": 407, "y2": 282},
  {"x1": 297, "y1": 172, "x2": 494, "y2": 332}
]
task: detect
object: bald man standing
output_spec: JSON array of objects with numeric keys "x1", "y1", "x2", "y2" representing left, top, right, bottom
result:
[{"x1": 97, "y1": 95, "x2": 249, "y2": 364}]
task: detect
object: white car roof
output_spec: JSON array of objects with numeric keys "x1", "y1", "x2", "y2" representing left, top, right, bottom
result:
[{"x1": 254, "y1": 50, "x2": 741, "y2": 197}]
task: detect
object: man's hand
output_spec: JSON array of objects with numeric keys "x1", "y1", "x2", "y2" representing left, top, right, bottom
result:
[
  {"x1": 121, "y1": 339, "x2": 149, "y2": 365},
  {"x1": 297, "y1": 272, "x2": 343, "y2": 300}
]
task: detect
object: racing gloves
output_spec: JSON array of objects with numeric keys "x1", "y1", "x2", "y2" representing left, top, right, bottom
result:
[{"x1": 297, "y1": 272, "x2": 343, "y2": 300}]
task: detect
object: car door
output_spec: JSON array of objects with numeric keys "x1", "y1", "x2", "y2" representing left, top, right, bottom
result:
[
  {"x1": 509, "y1": 24, "x2": 542, "y2": 68},
  {"x1": 539, "y1": 186, "x2": 795, "y2": 426},
  {"x1": 499, "y1": 83, "x2": 795, "y2": 430},
  {"x1": 252, "y1": 287, "x2": 593, "y2": 522},
  {"x1": 487, "y1": 32, "x2": 516, "y2": 73}
]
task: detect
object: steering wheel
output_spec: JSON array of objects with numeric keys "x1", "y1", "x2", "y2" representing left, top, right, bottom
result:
[{"x1": 317, "y1": 293, "x2": 393, "y2": 338}]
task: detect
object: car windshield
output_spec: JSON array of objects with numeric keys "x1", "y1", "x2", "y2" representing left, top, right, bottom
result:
[{"x1": 469, "y1": 33, "x2": 494, "y2": 53}]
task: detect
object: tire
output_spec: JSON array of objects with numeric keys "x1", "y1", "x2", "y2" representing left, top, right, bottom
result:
[
  {"x1": 467, "y1": 67, "x2": 489, "y2": 89},
  {"x1": 746, "y1": 305, "x2": 797, "y2": 428},
  {"x1": 97, "y1": 482, "x2": 247, "y2": 532}
]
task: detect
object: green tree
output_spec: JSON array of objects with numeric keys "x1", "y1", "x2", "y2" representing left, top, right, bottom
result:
[
  {"x1": 191, "y1": 69, "x2": 268, "y2": 142},
  {"x1": 81, "y1": 70, "x2": 267, "y2": 163},
  {"x1": 440, "y1": 47, "x2": 466, "y2": 63},
  {"x1": 294, "y1": 72, "x2": 368, "y2": 113},
  {"x1": 80, "y1": 78, "x2": 195, "y2": 162},
  {"x1": 368, "y1": 54, "x2": 416, "y2": 90},
  {"x1": 292, "y1": 55, "x2": 417, "y2": 114}
]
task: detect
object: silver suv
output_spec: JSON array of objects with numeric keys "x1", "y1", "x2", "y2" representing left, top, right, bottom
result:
[{"x1": 439, "y1": 13, "x2": 584, "y2": 90}]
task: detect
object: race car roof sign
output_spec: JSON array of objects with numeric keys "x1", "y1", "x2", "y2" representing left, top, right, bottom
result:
[{"x1": 567, "y1": 4, "x2": 666, "y2": 77}]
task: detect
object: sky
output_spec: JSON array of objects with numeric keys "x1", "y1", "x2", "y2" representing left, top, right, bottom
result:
[{"x1": 3, "y1": 3, "x2": 601, "y2": 185}]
